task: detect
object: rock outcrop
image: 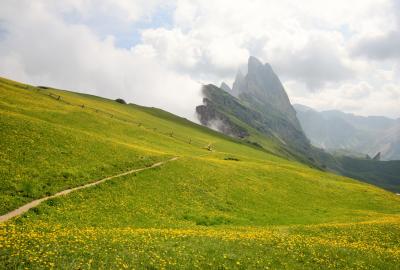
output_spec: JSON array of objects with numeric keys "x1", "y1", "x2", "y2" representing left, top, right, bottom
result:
[
  {"x1": 197, "y1": 82, "x2": 310, "y2": 152},
  {"x1": 197, "y1": 56, "x2": 309, "y2": 151},
  {"x1": 232, "y1": 56, "x2": 301, "y2": 129},
  {"x1": 196, "y1": 96, "x2": 249, "y2": 138}
]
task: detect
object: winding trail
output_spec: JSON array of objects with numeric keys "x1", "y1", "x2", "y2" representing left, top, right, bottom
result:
[{"x1": 0, "y1": 157, "x2": 179, "y2": 223}]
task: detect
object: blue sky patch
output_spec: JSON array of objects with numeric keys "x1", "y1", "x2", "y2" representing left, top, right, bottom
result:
[{"x1": 62, "y1": 5, "x2": 174, "y2": 49}]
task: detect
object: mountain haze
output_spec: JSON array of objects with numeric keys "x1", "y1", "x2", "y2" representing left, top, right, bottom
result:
[
  {"x1": 196, "y1": 57, "x2": 400, "y2": 192},
  {"x1": 294, "y1": 104, "x2": 400, "y2": 160}
]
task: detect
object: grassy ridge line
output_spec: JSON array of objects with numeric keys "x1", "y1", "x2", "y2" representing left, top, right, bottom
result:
[
  {"x1": 16, "y1": 79, "x2": 282, "y2": 157},
  {"x1": 0, "y1": 78, "x2": 207, "y2": 149},
  {"x1": 1, "y1": 78, "x2": 220, "y2": 153},
  {"x1": 2, "y1": 77, "x2": 288, "y2": 161},
  {"x1": 0, "y1": 76, "x2": 292, "y2": 161},
  {"x1": 38, "y1": 89, "x2": 207, "y2": 149}
]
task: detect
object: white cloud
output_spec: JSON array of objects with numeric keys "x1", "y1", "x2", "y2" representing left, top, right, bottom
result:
[
  {"x1": 0, "y1": 0, "x2": 399, "y2": 119},
  {"x1": 137, "y1": 27, "x2": 249, "y2": 81},
  {"x1": 271, "y1": 33, "x2": 354, "y2": 90},
  {"x1": 0, "y1": 0, "x2": 201, "y2": 121},
  {"x1": 287, "y1": 80, "x2": 400, "y2": 117},
  {"x1": 352, "y1": 31, "x2": 400, "y2": 60},
  {"x1": 350, "y1": 0, "x2": 400, "y2": 60}
]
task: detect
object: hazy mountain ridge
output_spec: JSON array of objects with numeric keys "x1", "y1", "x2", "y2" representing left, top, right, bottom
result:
[
  {"x1": 196, "y1": 57, "x2": 400, "y2": 192},
  {"x1": 203, "y1": 57, "x2": 310, "y2": 151},
  {"x1": 294, "y1": 104, "x2": 400, "y2": 160}
]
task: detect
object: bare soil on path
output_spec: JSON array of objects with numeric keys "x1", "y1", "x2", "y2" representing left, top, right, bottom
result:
[{"x1": 0, "y1": 157, "x2": 179, "y2": 223}]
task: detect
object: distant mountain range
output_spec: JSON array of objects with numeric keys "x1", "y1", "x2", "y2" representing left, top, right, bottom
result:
[
  {"x1": 196, "y1": 56, "x2": 400, "y2": 192},
  {"x1": 294, "y1": 104, "x2": 400, "y2": 161}
]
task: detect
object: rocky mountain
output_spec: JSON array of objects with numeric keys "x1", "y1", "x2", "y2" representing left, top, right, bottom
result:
[
  {"x1": 232, "y1": 56, "x2": 301, "y2": 128},
  {"x1": 196, "y1": 56, "x2": 400, "y2": 192},
  {"x1": 294, "y1": 104, "x2": 400, "y2": 160},
  {"x1": 198, "y1": 56, "x2": 310, "y2": 152},
  {"x1": 197, "y1": 84, "x2": 311, "y2": 153},
  {"x1": 196, "y1": 95, "x2": 249, "y2": 138}
]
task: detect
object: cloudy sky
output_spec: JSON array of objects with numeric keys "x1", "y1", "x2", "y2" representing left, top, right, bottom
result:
[{"x1": 1, "y1": 0, "x2": 399, "y2": 120}]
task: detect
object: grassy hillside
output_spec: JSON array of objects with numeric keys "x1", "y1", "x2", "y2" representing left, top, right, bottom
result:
[
  {"x1": 197, "y1": 84, "x2": 400, "y2": 193},
  {"x1": 1, "y1": 77, "x2": 400, "y2": 269}
]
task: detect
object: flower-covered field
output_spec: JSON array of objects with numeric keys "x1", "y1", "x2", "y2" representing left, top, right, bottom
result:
[
  {"x1": 1, "y1": 77, "x2": 400, "y2": 269},
  {"x1": 1, "y1": 217, "x2": 400, "y2": 269}
]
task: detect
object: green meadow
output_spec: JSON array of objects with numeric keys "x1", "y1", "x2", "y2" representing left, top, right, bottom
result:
[{"x1": 1, "y1": 77, "x2": 399, "y2": 269}]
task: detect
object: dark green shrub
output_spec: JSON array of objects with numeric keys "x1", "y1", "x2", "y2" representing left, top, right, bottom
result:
[{"x1": 115, "y1": 98, "x2": 127, "y2": 104}]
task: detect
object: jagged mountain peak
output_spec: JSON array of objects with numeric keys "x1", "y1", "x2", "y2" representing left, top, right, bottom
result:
[
  {"x1": 248, "y1": 56, "x2": 274, "y2": 74},
  {"x1": 232, "y1": 56, "x2": 301, "y2": 129},
  {"x1": 248, "y1": 56, "x2": 264, "y2": 70},
  {"x1": 197, "y1": 56, "x2": 310, "y2": 151}
]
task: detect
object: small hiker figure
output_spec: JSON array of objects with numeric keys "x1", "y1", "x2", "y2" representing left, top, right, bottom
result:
[
  {"x1": 189, "y1": 138, "x2": 192, "y2": 144},
  {"x1": 170, "y1": 131, "x2": 173, "y2": 137}
]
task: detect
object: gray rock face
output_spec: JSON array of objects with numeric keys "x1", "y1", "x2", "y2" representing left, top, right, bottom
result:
[
  {"x1": 196, "y1": 97, "x2": 249, "y2": 139},
  {"x1": 231, "y1": 71, "x2": 245, "y2": 98},
  {"x1": 232, "y1": 56, "x2": 300, "y2": 129},
  {"x1": 197, "y1": 79, "x2": 310, "y2": 152},
  {"x1": 196, "y1": 57, "x2": 310, "y2": 151}
]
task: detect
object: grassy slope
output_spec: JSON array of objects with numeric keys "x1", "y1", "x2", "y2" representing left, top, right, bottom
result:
[
  {"x1": 201, "y1": 84, "x2": 400, "y2": 193},
  {"x1": 337, "y1": 156, "x2": 400, "y2": 192},
  {"x1": 1, "y1": 77, "x2": 400, "y2": 269}
]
